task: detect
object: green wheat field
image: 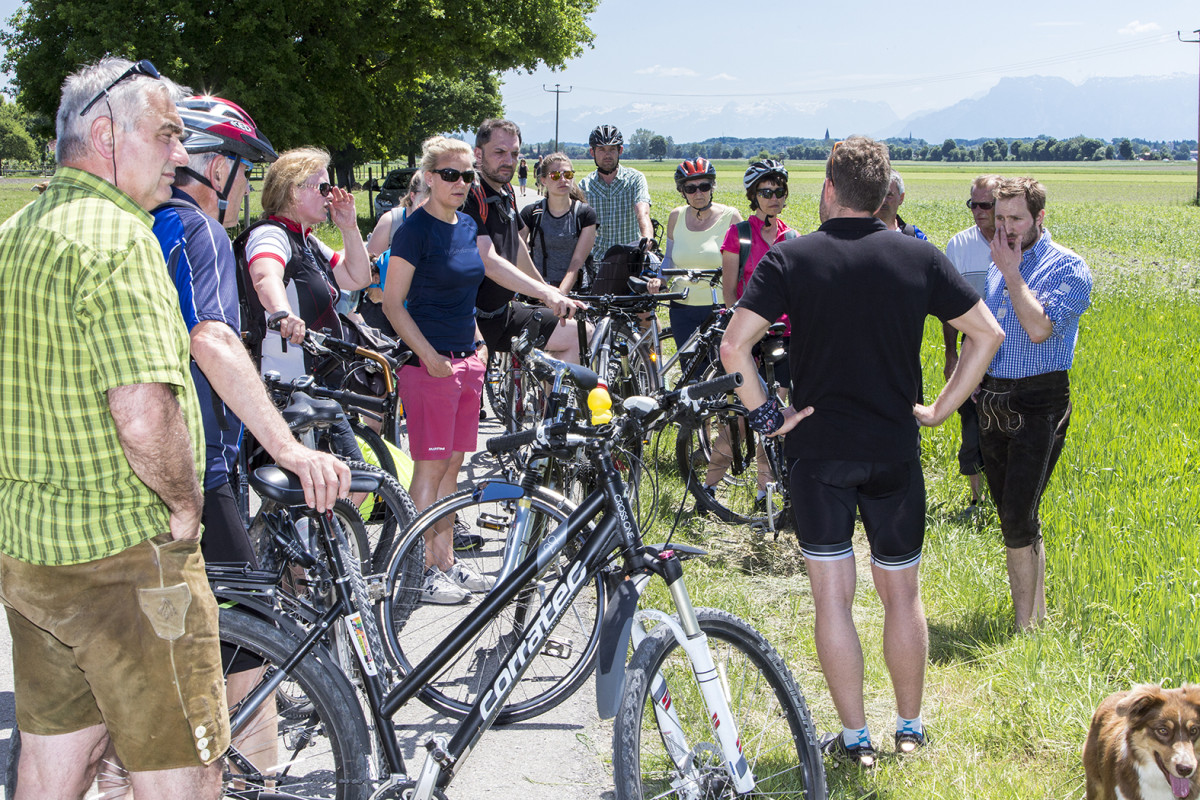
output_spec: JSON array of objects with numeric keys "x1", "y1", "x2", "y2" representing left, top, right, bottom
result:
[{"x1": 2, "y1": 158, "x2": 1196, "y2": 799}]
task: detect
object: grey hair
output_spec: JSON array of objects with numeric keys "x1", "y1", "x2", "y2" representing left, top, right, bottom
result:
[
  {"x1": 55, "y1": 57, "x2": 186, "y2": 164},
  {"x1": 173, "y1": 152, "x2": 222, "y2": 187},
  {"x1": 889, "y1": 169, "x2": 905, "y2": 196}
]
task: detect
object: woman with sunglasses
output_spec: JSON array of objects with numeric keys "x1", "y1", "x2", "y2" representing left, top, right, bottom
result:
[
  {"x1": 518, "y1": 152, "x2": 597, "y2": 294},
  {"x1": 382, "y1": 135, "x2": 531, "y2": 603},
  {"x1": 244, "y1": 147, "x2": 371, "y2": 380},
  {"x1": 662, "y1": 158, "x2": 742, "y2": 351}
]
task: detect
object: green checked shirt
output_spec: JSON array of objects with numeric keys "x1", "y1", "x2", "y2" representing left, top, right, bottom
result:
[
  {"x1": 0, "y1": 167, "x2": 204, "y2": 566},
  {"x1": 580, "y1": 164, "x2": 651, "y2": 262}
]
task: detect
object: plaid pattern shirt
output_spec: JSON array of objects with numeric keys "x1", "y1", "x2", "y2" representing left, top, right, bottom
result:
[
  {"x1": 0, "y1": 167, "x2": 203, "y2": 565},
  {"x1": 985, "y1": 229, "x2": 1092, "y2": 380},
  {"x1": 579, "y1": 164, "x2": 651, "y2": 261}
]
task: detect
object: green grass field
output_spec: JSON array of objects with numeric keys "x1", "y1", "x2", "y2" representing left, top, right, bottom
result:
[{"x1": 2, "y1": 159, "x2": 1198, "y2": 798}]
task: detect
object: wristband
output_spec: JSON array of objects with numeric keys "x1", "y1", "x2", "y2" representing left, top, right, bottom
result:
[{"x1": 747, "y1": 397, "x2": 785, "y2": 435}]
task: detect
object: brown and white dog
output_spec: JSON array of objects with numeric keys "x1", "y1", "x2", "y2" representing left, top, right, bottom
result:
[{"x1": 1084, "y1": 684, "x2": 1200, "y2": 800}]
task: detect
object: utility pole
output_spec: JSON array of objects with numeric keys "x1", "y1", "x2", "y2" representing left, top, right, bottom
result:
[
  {"x1": 543, "y1": 84, "x2": 572, "y2": 153},
  {"x1": 1182, "y1": 30, "x2": 1200, "y2": 205}
]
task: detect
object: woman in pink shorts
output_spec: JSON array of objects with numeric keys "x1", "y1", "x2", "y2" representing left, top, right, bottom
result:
[{"x1": 383, "y1": 135, "x2": 561, "y2": 604}]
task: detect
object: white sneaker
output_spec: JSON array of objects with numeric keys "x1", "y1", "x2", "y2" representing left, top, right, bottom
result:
[
  {"x1": 422, "y1": 567, "x2": 470, "y2": 605},
  {"x1": 444, "y1": 561, "x2": 495, "y2": 593}
]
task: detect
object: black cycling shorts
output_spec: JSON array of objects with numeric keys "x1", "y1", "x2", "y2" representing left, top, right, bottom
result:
[
  {"x1": 477, "y1": 301, "x2": 560, "y2": 354},
  {"x1": 789, "y1": 458, "x2": 925, "y2": 570}
]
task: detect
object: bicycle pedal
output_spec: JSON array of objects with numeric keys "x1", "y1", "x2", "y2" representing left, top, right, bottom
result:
[
  {"x1": 366, "y1": 575, "x2": 386, "y2": 603},
  {"x1": 541, "y1": 636, "x2": 573, "y2": 660},
  {"x1": 477, "y1": 512, "x2": 511, "y2": 532}
]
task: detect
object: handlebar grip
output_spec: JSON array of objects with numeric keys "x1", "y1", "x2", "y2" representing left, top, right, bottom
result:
[
  {"x1": 684, "y1": 371, "x2": 744, "y2": 401},
  {"x1": 266, "y1": 310, "x2": 289, "y2": 330},
  {"x1": 486, "y1": 428, "x2": 539, "y2": 455}
]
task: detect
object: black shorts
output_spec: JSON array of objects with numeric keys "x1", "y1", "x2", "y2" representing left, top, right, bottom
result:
[
  {"x1": 477, "y1": 301, "x2": 559, "y2": 353},
  {"x1": 789, "y1": 458, "x2": 925, "y2": 570},
  {"x1": 201, "y1": 480, "x2": 258, "y2": 568}
]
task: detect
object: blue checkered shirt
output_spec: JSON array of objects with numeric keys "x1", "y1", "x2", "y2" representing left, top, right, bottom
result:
[{"x1": 985, "y1": 229, "x2": 1092, "y2": 379}]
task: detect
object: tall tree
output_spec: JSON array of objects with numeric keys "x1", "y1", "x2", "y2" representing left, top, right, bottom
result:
[
  {"x1": 2, "y1": 0, "x2": 596, "y2": 165},
  {"x1": 648, "y1": 135, "x2": 667, "y2": 161}
]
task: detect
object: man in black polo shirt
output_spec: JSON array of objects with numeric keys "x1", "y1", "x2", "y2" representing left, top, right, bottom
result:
[
  {"x1": 465, "y1": 118, "x2": 582, "y2": 361},
  {"x1": 720, "y1": 136, "x2": 1002, "y2": 766}
]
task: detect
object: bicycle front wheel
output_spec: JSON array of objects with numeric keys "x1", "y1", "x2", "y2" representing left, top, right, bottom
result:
[
  {"x1": 613, "y1": 608, "x2": 825, "y2": 800},
  {"x1": 378, "y1": 485, "x2": 604, "y2": 724}
]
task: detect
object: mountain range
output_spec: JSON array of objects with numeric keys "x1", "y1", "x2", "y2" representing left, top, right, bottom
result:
[{"x1": 506, "y1": 74, "x2": 1197, "y2": 145}]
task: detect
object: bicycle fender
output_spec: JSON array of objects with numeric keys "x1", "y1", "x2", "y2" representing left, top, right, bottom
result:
[
  {"x1": 469, "y1": 481, "x2": 526, "y2": 502},
  {"x1": 595, "y1": 577, "x2": 642, "y2": 719}
]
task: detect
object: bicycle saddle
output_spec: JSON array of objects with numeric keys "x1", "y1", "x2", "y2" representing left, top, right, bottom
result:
[
  {"x1": 280, "y1": 391, "x2": 345, "y2": 431},
  {"x1": 250, "y1": 465, "x2": 384, "y2": 505}
]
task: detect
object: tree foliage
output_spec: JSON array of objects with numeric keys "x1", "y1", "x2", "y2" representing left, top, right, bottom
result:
[{"x1": 2, "y1": 0, "x2": 596, "y2": 162}]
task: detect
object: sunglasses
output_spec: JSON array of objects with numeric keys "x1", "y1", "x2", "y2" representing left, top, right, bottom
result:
[
  {"x1": 757, "y1": 187, "x2": 788, "y2": 199},
  {"x1": 301, "y1": 181, "x2": 332, "y2": 197},
  {"x1": 682, "y1": 182, "x2": 713, "y2": 194},
  {"x1": 79, "y1": 60, "x2": 161, "y2": 117},
  {"x1": 432, "y1": 168, "x2": 476, "y2": 184},
  {"x1": 547, "y1": 170, "x2": 575, "y2": 181},
  {"x1": 966, "y1": 200, "x2": 995, "y2": 210}
]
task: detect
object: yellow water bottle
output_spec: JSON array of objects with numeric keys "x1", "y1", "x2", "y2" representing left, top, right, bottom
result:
[{"x1": 588, "y1": 385, "x2": 613, "y2": 425}]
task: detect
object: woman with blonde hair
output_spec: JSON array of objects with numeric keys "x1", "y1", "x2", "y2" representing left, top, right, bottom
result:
[
  {"x1": 384, "y1": 134, "x2": 565, "y2": 603},
  {"x1": 241, "y1": 146, "x2": 371, "y2": 379}
]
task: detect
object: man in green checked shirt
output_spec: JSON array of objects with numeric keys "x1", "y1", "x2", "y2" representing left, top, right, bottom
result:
[{"x1": 0, "y1": 58, "x2": 227, "y2": 798}]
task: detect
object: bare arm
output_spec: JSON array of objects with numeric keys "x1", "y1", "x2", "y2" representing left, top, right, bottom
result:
[
  {"x1": 636, "y1": 201, "x2": 653, "y2": 242},
  {"x1": 990, "y1": 226, "x2": 1052, "y2": 343},
  {"x1": 190, "y1": 321, "x2": 350, "y2": 510},
  {"x1": 366, "y1": 210, "x2": 396, "y2": 260},
  {"x1": 719, "y1": 307, "x2": 813, "y2": 437},
  {"x1": 914, "y1": 300, "x2": 1004, "y2": 427},
  {"x1": 248, "y1": 255, "x2": 306, "y2": 344},
  {"x1": 942, "y1": 321, "x2": 960, "y2": 381},
  {"x1": 721, "y1": 249, "x2": 740, "y2": 309},
  {"x1": 328, "y1": 186, "x2": 371, "y2": 292},
  {"x1": 477, "y1": 235, "x2": 583, "y2": 319},
  {"x1": 559, "y1": 224, "x2": 597, "y2": 294},
  {"x1": 108, "y1": 383, "x2": 203, "y2": 541}
]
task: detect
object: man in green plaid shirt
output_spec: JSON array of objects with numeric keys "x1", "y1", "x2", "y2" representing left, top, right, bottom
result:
[{"x1": 0, "y1": 58, "x2": 228, "y2": 797}]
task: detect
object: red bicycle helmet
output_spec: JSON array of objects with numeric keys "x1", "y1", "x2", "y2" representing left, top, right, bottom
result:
[
  {"x1": 674, "y1": 158, "x2": 716, "y2": 186},
  {"x1": 177, "y1": 95, "x2": 278, "y2": 164}
]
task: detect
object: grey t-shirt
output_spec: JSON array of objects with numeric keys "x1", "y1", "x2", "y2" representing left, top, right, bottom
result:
[{"x1": 521, "y1": 200, "x2": 598, "y2": 285}]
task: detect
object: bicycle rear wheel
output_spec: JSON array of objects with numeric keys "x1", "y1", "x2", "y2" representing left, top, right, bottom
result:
[
  {"x1": 377, "y1": 486, "x2": 604, "y2": 724},
  {"x1": 613, "y1": 609, "x2": 825, "y2": 800}
]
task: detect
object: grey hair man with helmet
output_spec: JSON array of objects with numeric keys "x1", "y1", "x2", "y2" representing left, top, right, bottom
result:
[
  {"x1": 152, "y1": 94, "x2": 351, "y2": 565},
  {"x1": 579, "y1": 124, "x2": 653, "y2": 263}
]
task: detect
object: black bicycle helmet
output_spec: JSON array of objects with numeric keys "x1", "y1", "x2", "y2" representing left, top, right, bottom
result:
[
  {"x1": 743, "y1": 159, "x2": 788, "y2": 191},
  {"x1": 674, "y1": 157, "x2": 716, "y2": 186},
  {"x1": 589, "y1": 124, "x2": 623, "y2": 148},
  {"x1": 177, "y1": 95, "x2": 278, "y2": 164}
]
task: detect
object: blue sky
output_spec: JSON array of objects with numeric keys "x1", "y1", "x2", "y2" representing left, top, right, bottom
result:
[
  {"x1": 499, "y1": 0, "x2": 1198, "y2": 120},
  {"x1": 2, "y1": 0, "x2": 1195, "y2": 126}
]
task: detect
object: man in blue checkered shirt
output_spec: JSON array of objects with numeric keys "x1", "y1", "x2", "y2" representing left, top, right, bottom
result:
[{"x1": 978, "y1": 176, "x2": 1092, "y2": 631}]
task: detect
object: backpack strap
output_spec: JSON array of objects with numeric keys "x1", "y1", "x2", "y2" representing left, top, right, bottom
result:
[
  {"x1": 526, "y1": 199, "x2": 546, "y2": 270},
  {"x1": 735, "y1": 220, "x2": 753, "y2": 296},
  {"x1": 469, "y1": 183, "x2": 488, "y2": 224}
]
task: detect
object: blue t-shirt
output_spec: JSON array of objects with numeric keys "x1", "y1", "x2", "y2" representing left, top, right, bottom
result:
[
  {"x1": 152, "y1": 188, "x2": 243, "y2": 491},
  {"x1": 391, "y1": 207, "x2": 485, "y2": 352}
]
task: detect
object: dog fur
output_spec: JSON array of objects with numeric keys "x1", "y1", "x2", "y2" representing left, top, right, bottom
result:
[{"x1": 1084, "y1": 684, "x2": 1200, "y2": 800}]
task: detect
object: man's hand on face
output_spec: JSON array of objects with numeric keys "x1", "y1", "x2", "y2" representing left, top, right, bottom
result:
[{"x1": 990, "y1": 220, "x2": 1023, "y2": 278}]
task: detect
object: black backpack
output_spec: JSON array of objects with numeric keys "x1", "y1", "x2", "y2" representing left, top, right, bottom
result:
[{"x1": 589, "y1": 238, "x2": 655, "y2": 296}]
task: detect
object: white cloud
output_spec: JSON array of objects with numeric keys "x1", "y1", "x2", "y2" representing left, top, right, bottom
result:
[
  {"x1": 708, "y1": 73, "x2": 738, "y2": 82},
  {"x1": 634, "y1": 65, "x2": 699, "y2": 78},
  {"x1": 1119, "y1": 20, "x2": 1160, "y2": 35}
]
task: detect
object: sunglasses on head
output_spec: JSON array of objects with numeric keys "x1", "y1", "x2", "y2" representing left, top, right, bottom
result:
[
  {"x1": 433, "y1": 168, "x2": 476, "y2": 184},
  {"x1": 682, "y1": 182, "x2": 712, "y2": 194},
  {"x1": 302, "y1": 181, "x2": 332, "y2": 197},
  {"x1": 547, "y1": 170, "x2": 575, "y2": 181},
  {"x1": 757, "y1": 187, "x2": 788, "y2": 199},
  {"x1": 967, "y1": 200, "x2": 995, "y2": 210},
  {"x1": 79, "y1": 59, "x2": 161, "y2": 117}
]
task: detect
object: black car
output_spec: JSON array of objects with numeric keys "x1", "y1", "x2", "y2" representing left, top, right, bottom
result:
[{"x1": 373, "y1": 168, "x2": 418, "y2": 217}]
